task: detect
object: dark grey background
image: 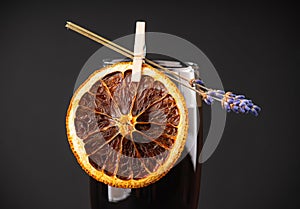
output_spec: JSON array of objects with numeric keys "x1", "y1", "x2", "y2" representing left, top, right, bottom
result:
[{"x1": 0, "y1": 1, "x2": 298, "y2": 209}]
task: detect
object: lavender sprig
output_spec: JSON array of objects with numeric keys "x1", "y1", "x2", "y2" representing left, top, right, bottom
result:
[
  {"x1": 193, "y1": 79, "x2": 261, "y2": 116},
  {"x1": 221, "y1": 92, "x2": 261, "y2": 116}
]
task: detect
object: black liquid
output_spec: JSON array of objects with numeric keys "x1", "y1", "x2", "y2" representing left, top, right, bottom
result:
[{"x1": 90, "y1": 108, "x2": 203, "y2": 209}]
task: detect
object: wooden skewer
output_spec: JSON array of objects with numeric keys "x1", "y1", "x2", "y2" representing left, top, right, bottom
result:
[
  {"x1": 66, "y1": 22, "x2": 262, "y2": 115},
  {"x1": 65, "y1": 21, "x2": 208, "y2": 97},
  {"x1": 65, "y1": 21, "x2": 134, "y2": 59}
]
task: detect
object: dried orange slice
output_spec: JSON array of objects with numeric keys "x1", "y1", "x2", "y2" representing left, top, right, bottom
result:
[{"x1": 66, "y1": 62, "x2": 188, "y2": 188}]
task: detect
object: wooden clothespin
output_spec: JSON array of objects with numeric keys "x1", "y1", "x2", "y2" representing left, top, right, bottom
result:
[{"x1": 131, "y1": 21, "x2": 146, "y2": 82}]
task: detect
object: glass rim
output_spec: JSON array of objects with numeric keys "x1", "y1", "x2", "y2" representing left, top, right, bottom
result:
[{"x1": 102, "y1": 58, "x2": 199, "y2": 71}]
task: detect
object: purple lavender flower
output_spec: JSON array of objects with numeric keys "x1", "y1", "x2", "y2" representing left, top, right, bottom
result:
[
  {"x1": 192, "y1": 79, "x2": 261, "y2": 116},
  {"x1": 222, "y1": 92, "x2": 261, "y2": 116},
  {"x1": 253, "y1": 105, "x2": 261, "y2": 112},
  {"x1": 250, "y1": 108, "x2": 258, "y2": 116},
  {"x1": 190, "y1": 79, "x2": 205, "y2": 87},
  {"x1": 194, "y1": 79, "x2": 204, "y2": 86},
  {"x1": 235, "y1": 95, "x2": 245, "y2": 99},
  {"x1": 203, "y1": 94, "x2": 214, "y2": 105},
  {"x1": 232, "y1": 106, "x2": 239, "y2": 113}
]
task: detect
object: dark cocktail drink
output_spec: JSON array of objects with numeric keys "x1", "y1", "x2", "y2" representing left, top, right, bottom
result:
[{"x1": 89, "y1": 60, "x2": 203, "y2": 209}]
